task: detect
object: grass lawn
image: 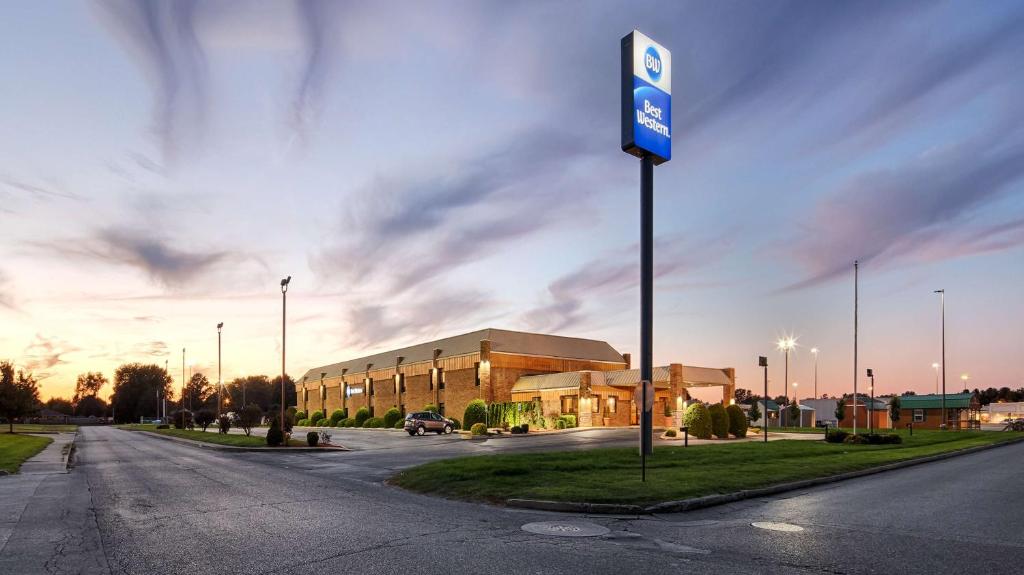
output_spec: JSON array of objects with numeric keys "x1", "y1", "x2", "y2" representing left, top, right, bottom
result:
[
  {"x1": 391, "y1": 430, "x2": 1024, "y2": 506},
  {"x1": 118, "y1": 424, "x2": 305, "y2": 447},
  {"x1": 0, "y1": 424, "x2": 79, "y2": 434},
  {"x1": 0, "y1": 433, "x2": 53, "y2": 473}
]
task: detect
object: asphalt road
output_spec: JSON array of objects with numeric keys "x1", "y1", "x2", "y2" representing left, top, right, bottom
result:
[{"x1": 2, "y1": 426, "x2": 1022, "y2": 574}]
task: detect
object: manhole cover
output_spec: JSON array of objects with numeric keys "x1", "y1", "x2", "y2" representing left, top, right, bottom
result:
[
  {"x1": 751, "y1": 521, "x2": 804, "y2": 532},
  {"x1": 521, "y1": 521, "x2": 610, "y2": 537}
]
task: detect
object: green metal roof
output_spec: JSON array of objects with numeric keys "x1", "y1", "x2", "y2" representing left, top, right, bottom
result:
[{"x1": 899, "y1": 393, "x2": 974, "y2": 409}]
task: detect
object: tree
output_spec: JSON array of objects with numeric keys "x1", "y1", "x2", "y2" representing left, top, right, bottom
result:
[
  {"x1": 1, "y1": 362, "x2": 41, "y2": 432},
  {"x1": 734, "y1": 388, "x2": 754, "y2": 405},
  {"x1": 45, "y1": 397, "x2": 74, "y2": 415},
  {"x1": 787, "y1": 402, "x2": 800, "y2": 426},
  {"x1": 74, "y1": 372, "x2": 108, "y2": 404},
  {"x1": 194, "y1": 408, "x2": 216, "y2": 431},
  {"x1": 183, "y1": 373, "x2": 213, "y2": 411},
  {"x1": 888, "y1": 396, "x2": 901, "y2": 428},
  {"x1": 834, "y1": 399, "x2": 846, "y2": 422},
  {"x1": 270, "y1": 374, "x2": 297, "y2": 409},
  {"x1": 110, "y1": 363, "x2": 172, "y2": 424},
  {"x1": 76, "y1": 395, "x2": 108, "y2": 418},
  {"x1": 237, "y1": 404, "x2": 262, "y2": 436},
  {"x1": 773, "y1": 395, "x2": 790, "y2": 407},
  {"x1": 748, "y1": 400, "x2": 762, "y2": 423}
]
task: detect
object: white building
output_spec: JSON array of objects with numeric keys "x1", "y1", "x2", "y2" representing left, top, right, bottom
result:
[{"x1": 981, "y1": 402, "x2": 1024, "y2": 422}]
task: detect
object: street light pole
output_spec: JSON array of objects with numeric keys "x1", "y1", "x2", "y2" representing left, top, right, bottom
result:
[
  {"x1": 181, "y1": 347, "x2": 186, "y2": 429},
  {"x1": 811, "y1": 348, "x2": 819, "y2": 400},
  {"x1": 935, "y1": 289, "x2": 946, "y2": 429},
  {"x1": 854, "y1": 261, "x2": 859, "y2": 436},
  {"x1": 217, "y1": 322, "x2": 223, "y2": 418},
  {"x1": 281, "y1": 276, "x2": 291, "y2": 444},
  {"x1": 867, "y1": 368, "x2": 874, "y2": 434},
  {"x1": 759, "y1": 356, "x2": 768, "y2": 443},
  {"x1": 932, "y1": 363, "x2": 940, "y2": 395}
]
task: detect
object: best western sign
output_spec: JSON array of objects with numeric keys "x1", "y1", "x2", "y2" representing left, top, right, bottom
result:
[{"x1": 621, "y1": 30, "x2": 671, "y2": 164}]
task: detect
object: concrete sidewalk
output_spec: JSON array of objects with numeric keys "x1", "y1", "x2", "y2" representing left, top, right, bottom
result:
[{"x1": 19, "y1": 432, "x2": 76, "y2": 475}]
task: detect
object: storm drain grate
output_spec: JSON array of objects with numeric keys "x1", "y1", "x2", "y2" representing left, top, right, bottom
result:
[
  {"x1": 521, "y1": 521, "x2": 610, "y2": 537},
  {"x1": 751, "y1": 521, "x2": 804, "y2": 532}
]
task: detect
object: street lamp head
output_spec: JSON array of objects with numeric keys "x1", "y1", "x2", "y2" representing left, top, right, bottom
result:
[
  {"x1": 932, "y1": 362, "x2": 940, "y2": 369},
  {"x1": 811, "y1": 347, "x2": 818, "y2": 355},
  {"x1": 934, "y1": 289, "x2": 944, "y2": 294},
  {"x1": 281, "y1": 275, "x2": 291, "y2": 293},
  {"x1": 776, "y1": 336, "x2": 797, "y2": 352},
  {"x1": 217, "y1": 322, "x2": 223, "y2": 331},
  {"x1": 867, "y1": 368, "x2": 873, "y2": 377},
  {"x1": 758, "y1": 356, "x2": 768, "y2": 367}
]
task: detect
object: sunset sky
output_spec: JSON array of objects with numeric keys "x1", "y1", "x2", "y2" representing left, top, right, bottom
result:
[{"x1": 2, "y1": 1, "x2": 1022, "y2": 404}]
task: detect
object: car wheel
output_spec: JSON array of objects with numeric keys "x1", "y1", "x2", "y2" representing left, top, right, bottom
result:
[
  {"x1": 407, "y1": 430, "x2": 416, "y2": 436},
  {"x1": 443, "y1": 425, "x2": 453, "y2": 434},
  {"x1": 416, "y1": 426, "x2": 425, "y2": 436}
]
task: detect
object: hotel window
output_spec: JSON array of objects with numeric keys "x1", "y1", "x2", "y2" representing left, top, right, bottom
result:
[
  {"x1": 591, "y1": 395, "x2": 601, "y2": 413},
  {"x1": 913, "y1": 409, "x2": 924, "y2": 422},
  {"x1": 606, "y1": 396, "x2": 618, "y2": 414},
  {"x1": 560, "y1": 395, "x2": 578, "y2": 414},
  {"x1": 438, "y1": 368, "x2": 445, "y2": 390},
  {"x1": 474, "y1": 362, "x2": 481, "y2": 386}
]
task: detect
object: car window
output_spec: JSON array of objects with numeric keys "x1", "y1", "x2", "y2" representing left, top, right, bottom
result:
[{"x1": 432, "y1": 413, "x2": 443, "y2": 420}]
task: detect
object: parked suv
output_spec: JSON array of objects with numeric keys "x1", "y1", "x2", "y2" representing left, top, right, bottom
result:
[{"x1": 404, "y1": 412, "x2": 455, "y2": 436}]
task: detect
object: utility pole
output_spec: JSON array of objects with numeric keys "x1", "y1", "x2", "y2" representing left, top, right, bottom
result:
[
  {"x1": 217, "y1": 322, "x2": 223, "y2": 418},
  {"x1": 281, "y1": 276, "x2": 291, "y2": 443},
  {"x1": 853, "y1": 260, "x2": 859, "y2": 436},
  {"x1": 935, "y1": 289, "x2": 946, "y2": 429},
  {"x1": 181, "y1": 348, "x2": 186, "y2": 429}
]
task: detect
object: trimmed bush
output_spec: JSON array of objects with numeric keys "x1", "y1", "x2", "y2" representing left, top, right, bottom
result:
[
  {"x1": 295, "y1": 410, "x2": 307, "y2": 421},
  {"x1": 826, "y1": 430, "x2": 849, "y2": 443},
  {"x1": 363, "y1": 417, "x2": 385, "y2": 428},
  {"x1": 315, "y1": 417, "x2": 330, "y2": 427},
  {"x1": 194, "y1": 409, "x2": 216, "y2": 432},
  {"x1": 520, "y1": 423, "x2": 528, "y2": 433},
  {"x1": 296, "y1": 418, "x2": 309, "y2": 427},
  {"x1": 329, "y1": 409, "x2": 346, "y2": 426},
  {"x1": 558, "y1": 414, "x2": 577, "y2": 428},
  {"x1": 394, "y1": 420, "x2": 404, "y2": 429},
  {"x1": 664, "y1": 428, "x2": 677, "y2": 438},
  {"x1": 709, "y1": 403, "x2": 729, "y2": 439},
  {"x1": 266, "y1": 418, "x2": 284, "y2": 446},
  {"x1": 354, "y1": 407, "x2": 371, "y2": 426},
  {"x1": 510, "y1": 425, "x2": 523, "y2": 434},
  {"x1": 470, "y1": 423, "x2": 488, "y2": 436},
  {"x1": 217, "y1": 415, "x2": 231, "y2": 434},
  {"x1": 463, "y1": 399, "x2": 487, "y2": 429},
  {"x1": 683, "y1": 403, "x2": 713, "y2": 439},
  {"x1": 341, "y1": 418, "x2": 355, "y2": 427},
  {"x1": 726, "y1": 404, "x2": 748, "y2": 438},
  {"x1": 423, "y1": 404, "x2": 439, "y2": 413},
  {"x1": 308, "y1": 411, "x2": 324, "y2": 425},
  {"x1": 555, "y1": 419, "x2": 567, "y2": 430},
  {"x1": 156, "y1": 423, "x2": 169, "y2": 429},
  {"x1": 843, "y1": 433, "x2": 903, "y2": 445},
  {"x1": 306, "y1": 431, "x2": 319, "y2": 446},
  {"x1": 383, "y1": 407, "x2": 402, "y2": 429},
  {"x1": 449, "y1": 418, "x2": 462, "y2": 430}
]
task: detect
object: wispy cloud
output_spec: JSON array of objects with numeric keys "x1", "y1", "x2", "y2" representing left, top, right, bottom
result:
[
  {"x1": 0, "y1": 269, "x2": 16, "y2": 311},
  {"x1": 342, "y1": 289, "x2": 493, "y2": 352},
  {"x1": 523, "y1": 235, "x2": 732, "y2": 333},
  {"x1": 22, "y1": 334, "x2": 81, "y2": 379}
]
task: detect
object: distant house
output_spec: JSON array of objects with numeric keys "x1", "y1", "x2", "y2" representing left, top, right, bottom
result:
[
  {"x1": 35, "y1": 408, "x2": 70, "y2": 424},
  {"x1": 838, "y1": 395, "x2": 891, "y2": 430},
  {"x1": 747, "y1": 399, "x2": 781, "y2": 428},
  {"x1": 782, "y1": 403, "x2": 816, "y2": 427},
  {"x1": 899, "y1": 393, "x2": 980, "y2": 429},
  {"x1": 799, "y1": 398, "x2": 839, "y2": 426}
]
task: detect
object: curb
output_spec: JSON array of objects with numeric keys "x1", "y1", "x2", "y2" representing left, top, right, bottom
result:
[
  {"x1": 506, "y1": 435, "x2": 1024, "y2": 515},
  {"x1": 136, "y1": 431, "x2": 349, "y2": 452}
]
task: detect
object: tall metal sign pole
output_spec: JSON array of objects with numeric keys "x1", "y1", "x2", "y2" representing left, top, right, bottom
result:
[{"x1": 622, "y1": 30, "x2": 671, "y2": 480}]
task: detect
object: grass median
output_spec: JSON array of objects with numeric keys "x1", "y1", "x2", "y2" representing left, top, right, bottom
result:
[
  {"x1": 118, "y1": 424, "x2": 305, "y2": 447},
  {"x1": 1, "y1": 424, "x2": 79, "y2": 434},
  {"x1": 0, "y1": 434, "x2": 53, "y2": 473},
  {"x1": 391, "y1": 430, "x2": 1023, "y2": 506}
]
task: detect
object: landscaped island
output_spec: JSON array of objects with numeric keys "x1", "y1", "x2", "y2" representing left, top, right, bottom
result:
[
  {"x1": 117, "y1": 424, "x2": 306, "y2": 447},
  {"x1": 391, "y1": 430, "x2": 1023, "y2": 506}
]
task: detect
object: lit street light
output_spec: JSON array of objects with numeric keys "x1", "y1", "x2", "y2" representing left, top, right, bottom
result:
[
  {"x1": 932, "y1": 363, "x2": 940, "y2": 395},
  {"x1": 811, "y1": 348, "x2": 819, "y2": 400},
  {"x1": 776, "y1": 336, "x2": 797, "y2": 405},
  {"x1": 792, "y1": 382, "x2": 799, "y2": 404},
  {"x1": 867, "y1": 368, "x2": 875, "y2": 434}
]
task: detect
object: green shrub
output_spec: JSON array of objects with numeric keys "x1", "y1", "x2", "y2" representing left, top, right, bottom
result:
[
  {"x1": 363, "y1": 417, "x2": 384, "y2": 428},
  {"x1": 341, "y1": 418, "x2": 355, "y2": 427},
  {"x1": 156, "y1": 423, "x2": 169, "y2": 429},
  {"x1": 329, "y1": 409, "x2": 346, "y2": 426},
  {"x1": 354, "y1": 407, "x2": 371, "y2": 426},
  {"x1": 558, "y1": 414, "x2": 577, "y2": 428},
  {"x1": 217, "y1": 415, "x2": 231, "y2": 434},
  {"x1": 555, "y1": 419, "x2": 567, "y2": 430},
  {"x1": 423, "y1": 404, "x2": 439, "y2": 413},
  {"x1": 665, "y1": 428, "x2": 677, "y2": 438},
  {"x1": 520, "y1": 422, "x2": 528, "y2": 433},
  {"x1": 708, "y1": 403, "x2": 729, "y2": 438},
  {"x1": 306, "y1": 431, "x2": 319, "y2": 446},
  {"x1": 826, "y1": 430, "x2": 849, "y2": 443},
  {"x1": 295, "y1": 410, "x2": 307, "y2": 421},
  {"x1": 296, "y1": 418, "x2": 309, "y2": 427},
  {"x1": 266, "y1": 418, "x2": 284, "y2": 446},
  {"x1": 683, "y1": 403, "x2": 713, "y2": 439},
  {"x1": 470, "y1": 422, "x2": 488, "y2": 435},
  {"x1": 383, "y1": 407, "x2": 402, "y2": 429},
  {"x1": 394, "y1": 420, "x2": 404, "y2": 429},
  {"x1": 463, "y1": 399, "x2": 487, "y2": 429},
  {"x1": 449, "y1": 417, "x2": 461, "y2": 430},
  {"x1": 726, "y1": 404, "x2": 748, "y2": 438},
  {"x1": 309, "y1": 411, "x2": 324, "y2": 425},
  {"x1": 315, "y1": 417, "x2": 330, "y2": 427}
]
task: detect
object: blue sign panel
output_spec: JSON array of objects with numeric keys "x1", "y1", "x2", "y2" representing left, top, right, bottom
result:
[{"x1": 621, "y1": 31, "x2": 671, "y2": 164}]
